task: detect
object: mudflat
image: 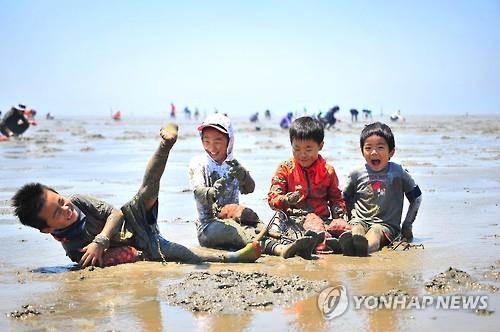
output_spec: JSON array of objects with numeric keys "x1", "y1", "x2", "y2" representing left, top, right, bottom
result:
[{"x1": 1, "y1": 114, "x2": 498, "y2": 331}]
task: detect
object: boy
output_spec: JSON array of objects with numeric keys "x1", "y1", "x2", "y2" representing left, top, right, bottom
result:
[
  {"x1": 267, "y1": 116, "x2": 346, "y2": 251},
  {"x1": 188, "y1": 113, "x2": 316, "y2": 259},
  {"x1": 342, "y1": 122, "x2": 422, "y2": 256},
  {"x1": 12, "y1": 123, "x2": 260, "y2": 268}
]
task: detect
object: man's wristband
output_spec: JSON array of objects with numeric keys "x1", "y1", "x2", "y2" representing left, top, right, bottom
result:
[{"x1": 93, "y1": 234, "x2": 110, "y2": 250}]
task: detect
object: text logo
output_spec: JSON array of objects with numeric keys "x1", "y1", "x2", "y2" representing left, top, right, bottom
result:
[{"x1": 317, "y1": 285, "x2": 349, "y2": 320}]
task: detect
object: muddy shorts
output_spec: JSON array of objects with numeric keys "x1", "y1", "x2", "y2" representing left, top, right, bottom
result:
[
  {"x1": 121, "y1": 194, "x2": 201, "y2": 263},
  {"x1": 349, "y1": 219, "x2": 397, "y2": 244},
  {"x1": 197, "y1": 219, "x2": 257, "y2": 250}
]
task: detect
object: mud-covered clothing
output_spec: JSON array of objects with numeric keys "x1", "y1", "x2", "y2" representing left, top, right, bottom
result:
[
  {"x1": 198, "y1": 218, "x2": 255, "y2": 249},
  {"x1": 188, "y1": 154, "x2": 254, "y2": 233},
  {"x1": 267, "y1": 155, "x2": 346, "y2": 220},
  {"x1": 343, "y1": 162, "x2": 422, "y2": 239},
  {"x1": 51, "y1": 194, "x2": 201, "y2": 264},
  {"x1": 188, "y1": 154, "x2": 273, "y2": 252}
]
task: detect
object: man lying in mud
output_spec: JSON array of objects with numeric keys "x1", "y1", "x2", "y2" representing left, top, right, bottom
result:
[
  {"x1": 11, "y1": 123, "x2": 260, "y2": 268},
  {"x1": 188, "y1": 113, "x2": 316, "y2": 259}
]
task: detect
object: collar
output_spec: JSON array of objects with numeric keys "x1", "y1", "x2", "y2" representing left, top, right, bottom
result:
[{"x1": 51, "y1": 207, "x2": 87, "y2": 243}]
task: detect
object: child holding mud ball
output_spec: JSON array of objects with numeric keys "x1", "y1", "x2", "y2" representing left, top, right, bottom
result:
[
  {"x1": 188, "y1": 113, "x2": 316, "y2": 259},
  {"x1": 12, "y1": 123, "x2": 261, "y2": 268},
  {"x1": 341, "y1": 122, "x2": 422, "y2": 256},
  {"x1": 267, "y1": 116, "x2": 348, "y2": 254}
]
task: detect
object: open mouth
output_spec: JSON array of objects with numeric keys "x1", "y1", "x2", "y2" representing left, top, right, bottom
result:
[{"x1": 371, "y1": 159, "x2": 381, "y2": 167}]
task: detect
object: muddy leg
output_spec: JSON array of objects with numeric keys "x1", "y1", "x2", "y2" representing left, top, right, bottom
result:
[
  {"x1": 139, "y1": 123, "x2": 178, "y2": 212},
  {"x1": 365, "y1": 228, "x2": 385, "y2": 253}
]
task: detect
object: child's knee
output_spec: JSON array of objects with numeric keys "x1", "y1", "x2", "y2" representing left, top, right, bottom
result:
[{"x1": 366, "y1": 225, "x2": 386, "y2": 241}]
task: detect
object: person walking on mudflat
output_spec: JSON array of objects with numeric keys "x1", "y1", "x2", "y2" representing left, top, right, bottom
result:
[{"x1": 12, "y1": 123, "x2": 260, "y2": 268}]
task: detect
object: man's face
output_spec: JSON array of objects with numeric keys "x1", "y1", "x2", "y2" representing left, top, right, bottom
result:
[
  {"x1": 292, "y1": 139, "x2": 324, "y2": 168},
  {"x1": 201, "y1": 127, "x2": 229, "y2": 164},
  {"x1": 38, "y1": 189, "x2": 79, "y2": 233}
]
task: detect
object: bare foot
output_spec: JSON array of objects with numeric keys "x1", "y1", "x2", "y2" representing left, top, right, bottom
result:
[{"x1": 160, "y1": 123, "x2": 178, "y2": 146}]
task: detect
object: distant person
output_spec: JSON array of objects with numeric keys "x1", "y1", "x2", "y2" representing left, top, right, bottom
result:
[
  {"x1": 184, "y1": 107, "x2": 192, "y2": 120},
  {"x1": 280, "y1": 112, "x2": 294, "y2": 129},
  {"x1": 264, "y1": 109, "x2": 271, "y2": 120},
  {"x1": 170, "y1": 103, "x2": 176, "y2": 119},
  {"x1": 0, "y1": 104, "x2": 37, "y2": 138},
  {"x1": 268, "y1": 116, "x2": 348, "y2": 254},
  {"x1": 46, "y1": 112, "x2": 55, "y2": 120},
  {"x1": 342, "y1": 122, "x2": 422, "y2": 256},
  {"x1": 111, "y1": 111, "x2": 121, "y2": 121},
  {"x1": 350, "y1": 109, "x2": 359, "y2": 122},
  {"x1": 249, "y1": 112, "x2": 259, "y2": 123},
  {"x1": 11, "y1": 123, "x2": 260, "y2": 268},
  {"x1": 194, "y1": 108, "x2": 200, "y2": 121},
  {"x1": 322, "y1": 106, "x2": 339, "y2": 129},
  {"x1": 362, "y1": 109, "x2": 373, "y2": 120},
  {"x1": 390, "y1": 110, "x2": 405, "y2": 122},
  {"x1": 188, "y1": 114, "x2": 316, "y2": 259}
]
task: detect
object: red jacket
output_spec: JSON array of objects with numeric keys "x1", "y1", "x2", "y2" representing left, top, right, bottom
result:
[{"x1": 267, "y1": 155, "x2": 345, "y2": 219}]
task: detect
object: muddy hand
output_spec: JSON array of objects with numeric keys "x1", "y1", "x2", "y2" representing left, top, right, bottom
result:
[
  {"x1": 285, "y1": 191, "x2": 302, "y2": 206},
  {"x1": 402, "y1": 225, "x2": 413, "y2": 242},
  {"x1": 213, "y1": 177, "x2": 226, "y2": 193},
  {"x1": 227, "y1": 159, "x2": 248, "y2": 182},
  {"x1": 160, "y1": 123, "x2": 178, "y2": 146}
]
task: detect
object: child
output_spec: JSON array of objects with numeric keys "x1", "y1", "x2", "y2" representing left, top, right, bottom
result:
[
  {"x1": 342, "y1": 122, "x2": 422, "y2": 256},
  {"x1": 188, "y1": 113, "x2": 316, "y2": 259},
  {"x1": 11, "y1": 123, "x2": 260, "y2": 268},
  {"x1": 267, "y1": 116, "x2": 347, "y2": 252}
]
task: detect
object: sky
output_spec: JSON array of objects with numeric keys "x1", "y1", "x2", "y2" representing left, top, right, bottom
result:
[{"x1": 1, "y1": 0, "x2": 499, "y2": 117}]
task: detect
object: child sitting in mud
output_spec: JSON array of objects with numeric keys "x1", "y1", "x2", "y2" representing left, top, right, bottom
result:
[
  {"x1": 11, "y1": 123, "x2": 261, "y2": 268},
  {"x1": 267, "y1": 116, "x2": 347, "y2": 253},
  {"x1": 188, "y1": 113, "x2": 316, "y2": 259},
  {"x1": 341, "y1": 122, "x2": 422, "y2": 256}
]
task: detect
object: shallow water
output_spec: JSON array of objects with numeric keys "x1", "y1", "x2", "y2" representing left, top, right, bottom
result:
[{"x1": 1, "y1": 114, "x2": 499, "y2": 331}]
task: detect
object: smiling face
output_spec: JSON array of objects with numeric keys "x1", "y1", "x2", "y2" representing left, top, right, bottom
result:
[
  {"x1": 37, "y1": 189, "x2": 79, "y2": 233},
  {"x1": 362, "y1": 134, "x2": 395, "y2": 172},
  {"x1": 292, "y1": 138, "x2": 324, "y2": 168},
  {"x1": 201, "y1": 127, "x2": 229, "y2": 164}
]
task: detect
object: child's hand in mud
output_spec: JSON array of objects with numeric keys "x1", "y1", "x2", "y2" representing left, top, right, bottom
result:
[
  {"x1": 207, "y1": 177, "x2": 226, "y2": 204},
  {"x1": 285, "y1": 190, "x2": 302, "y2": 206},
  {"x1": 227, "y1": 159, "x2": 248, "y2": 182},
  {"x1": 402, "y1": 224, "x2": 413, "y2": 242},
  {"x1": 79, "y1": 242, "x2": 105, "y2": 268}
]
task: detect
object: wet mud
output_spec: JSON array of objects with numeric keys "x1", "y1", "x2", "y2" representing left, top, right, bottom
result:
[
  {"x1": 1, "y1": 115, "x2": 500, "y2": 331},
  {"x1": 162, "y1": 269, "x2": 327, "y2": 314},
  {"x1": 425, "y1": 267, "x2": 498, "y2": 294}
]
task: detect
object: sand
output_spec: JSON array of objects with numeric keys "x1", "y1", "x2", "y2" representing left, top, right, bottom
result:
[{"x1": 0, "y1": 113, "x2": 499, "y2": 331}]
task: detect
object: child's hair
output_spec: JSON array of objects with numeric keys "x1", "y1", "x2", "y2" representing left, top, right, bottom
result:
[
  {"x1": 11, "y1": 183, "x2": 54, "y2": 230},
  {"x1": 289, "y1": 116, "x2": 324, "y2": 144},
  {"x1": 360, "y1": 122, "x2": 395, "y2": 151}
]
